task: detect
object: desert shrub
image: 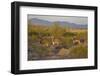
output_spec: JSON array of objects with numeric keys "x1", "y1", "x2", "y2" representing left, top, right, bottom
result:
[
  {"x1": 49, "y1": 22, "x2": 66, "y2": 38},
  {"x1": 32, "y1": 45, "x2": 51, "y2": 57},
  {"x1": 61, "y1": 37, "x2": 73, "y2": 49},
  {"x1": 63, "y1": 32, "x2": 77, "y2": 37},
  {"x1": 76, "y1": 31, "x2": 87, "y2": 39},
  {"x1": 68, "y1": 44, "x2": 88, "y2": 58},
  {"x1": 31, "y1": 35, "x2": 38, "y2": 41}
]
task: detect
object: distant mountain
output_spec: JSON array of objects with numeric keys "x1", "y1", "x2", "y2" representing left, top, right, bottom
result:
[
  {"x1": 56, "y1": 21, "x2": 87, "y2": 29},
  {"x1": 29, "y1": 18, "x2": 52, "y2": 25},
  {"x1": 29, "y1": 18, "x2": 87, "y2": 29}
]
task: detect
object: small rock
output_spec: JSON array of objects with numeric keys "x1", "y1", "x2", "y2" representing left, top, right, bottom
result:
[{"x1": 57, "y1": 48, "x2": 70, "y2": 57}]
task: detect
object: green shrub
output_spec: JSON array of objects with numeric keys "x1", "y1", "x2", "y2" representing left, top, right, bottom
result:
[
  {"x1": 61, "y1": 37, "x2": 73, "y2": 49},
  {"x1": 32, "y1": 45, "x2": 51, "y2": 57},
  {"x1": 63, "y1": 32, "x2": 77, "y2": 37},
  {"x1": 68, "y1": 44, "x2": 88, "y2": 58}
]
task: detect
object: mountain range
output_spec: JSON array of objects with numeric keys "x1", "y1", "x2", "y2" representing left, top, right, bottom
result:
[{"x1": 29, "y1": 18, "x2": 87, "y2": 29}]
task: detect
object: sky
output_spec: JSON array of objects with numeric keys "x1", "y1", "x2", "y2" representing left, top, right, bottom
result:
[{"x1": 28, "y1": 14, "x2": 88, "y2": 25}]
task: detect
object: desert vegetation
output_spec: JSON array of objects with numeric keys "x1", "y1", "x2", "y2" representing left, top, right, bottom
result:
[{"x1": 28, "y1": 22, "x2": 88, "y2": 60}]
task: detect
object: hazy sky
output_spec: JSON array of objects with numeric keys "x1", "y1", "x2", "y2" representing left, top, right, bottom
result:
[{"x1": 28, "y1": 14, "x2": 88, "y2": 25}]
